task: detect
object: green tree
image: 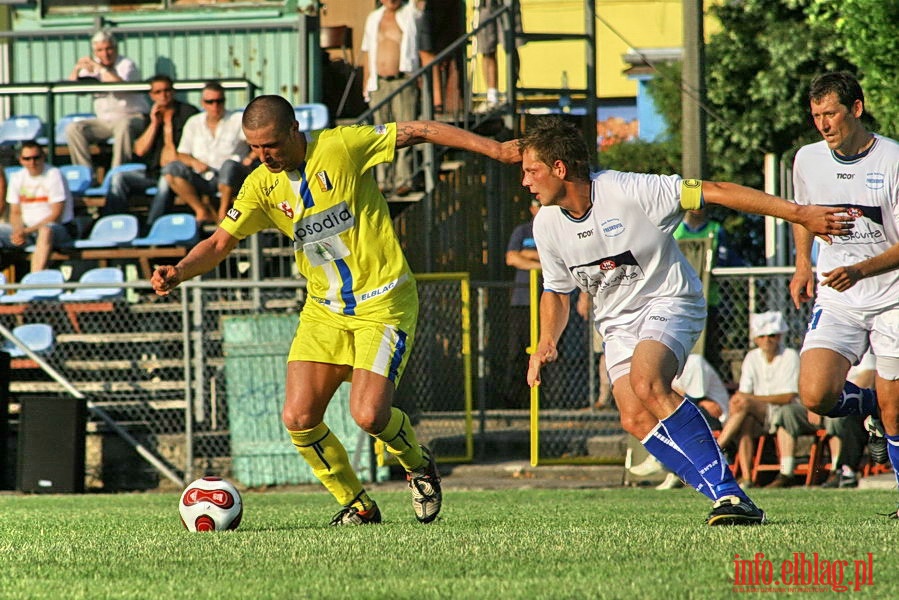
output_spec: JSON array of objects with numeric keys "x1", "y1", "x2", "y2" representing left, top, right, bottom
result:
[{"x1": 810, "y1": 0, "x2": 899, "y2": 137}]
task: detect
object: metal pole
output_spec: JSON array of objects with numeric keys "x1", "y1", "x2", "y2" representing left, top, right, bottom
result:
[{"x1": 681, "y1": 0, "x2": 706, "y2": 179}]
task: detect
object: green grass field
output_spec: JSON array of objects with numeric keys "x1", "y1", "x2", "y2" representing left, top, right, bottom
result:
[{"x1": 1, "y1": 487, "x2": 895, "y2": 599}]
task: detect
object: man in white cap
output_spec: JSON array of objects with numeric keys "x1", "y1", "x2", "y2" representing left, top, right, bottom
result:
[{"x1": 716, "y1": 311, "x2": 816, "y2": 487}]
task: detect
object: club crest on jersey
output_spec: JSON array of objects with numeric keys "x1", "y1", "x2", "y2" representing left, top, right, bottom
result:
[
  {"x1": 866, "y1": 172, "x2": 885, "y2": 190},
  {"x1": 316, "y1": 171, "x2": 332, "y2": 192},
  {"x1": 278, "y1": 201, "x2": 294, "y2": 219},
  {"x1": 846, "y1": 207, "x2": 863, "y2": 219},
  {"x1": 226, "y1": 208, "x2": 242, "y2": 221},
  {"x1": 601, "y1": 218, "x2": 625, "y2": 237},
  {"x1": 374, "y1": 124, "x2": 387, "y2": 135}
]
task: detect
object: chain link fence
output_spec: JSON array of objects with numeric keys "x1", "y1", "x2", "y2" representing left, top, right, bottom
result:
[{"x1": 2, "y1": 257, "x2": 807, "y2": 489}]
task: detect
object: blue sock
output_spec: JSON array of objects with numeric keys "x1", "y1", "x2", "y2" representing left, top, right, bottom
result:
[
  {"x1": 661, "y1": 399, "x2": 747, "y2": 502},
  {"x1": 886, "y1": 434, "x2": 899, "y2": 488},
  {"x1": 642, "y1": 425, "x2": 714, "y2": 500},
  {"x1": 826, "y1": 382, "x2": 878, "y2": 417}
]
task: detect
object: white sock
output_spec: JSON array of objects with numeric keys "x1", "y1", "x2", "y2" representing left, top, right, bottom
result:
[
  {"x1": 486, "y1": 88, "x2": 499, "y2": 104},
  {"x1": 780, "y1": 456, "x2": 795, "y2": 476}
]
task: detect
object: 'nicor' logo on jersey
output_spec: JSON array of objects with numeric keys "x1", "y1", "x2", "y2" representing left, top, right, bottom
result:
[
  {"x1": 570, "y1": 250, "x2": 645, "y2": 295},
  {"x1": 293, "y1": 201, "x2": 354, "y2": 244}
]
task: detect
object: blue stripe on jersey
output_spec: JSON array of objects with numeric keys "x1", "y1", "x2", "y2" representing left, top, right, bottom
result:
[
  {"x1": 388, "y1": 329, "x2": 408, "y2": 382},
  {"x1": 299, "y1": 162, "x2": 315, "y2": 209},
  {"x1": 335, "y1": 258, "x2": 356, "y2": 315}
]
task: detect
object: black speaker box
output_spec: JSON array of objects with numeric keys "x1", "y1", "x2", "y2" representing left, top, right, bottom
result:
[{"x1": 17, "y1": 396, "x2": 86, "y2": 493}]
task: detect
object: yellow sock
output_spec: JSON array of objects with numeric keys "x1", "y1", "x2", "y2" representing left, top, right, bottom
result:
[
  {"x1": 373, "y1": 407, "x2": 426, "y2": 472},
  {"x1": 288, "y1": 423, "x2": 373, "y2": 511}
]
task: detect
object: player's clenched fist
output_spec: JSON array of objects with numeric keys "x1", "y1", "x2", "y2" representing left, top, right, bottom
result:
[{"x1": 151, "y1": 265, "x2": 182, "y2": 296}]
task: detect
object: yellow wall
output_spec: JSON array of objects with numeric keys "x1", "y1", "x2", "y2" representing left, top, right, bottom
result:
[{"x1": 472, "y1": 0, "x2": 719, "y2": 99}]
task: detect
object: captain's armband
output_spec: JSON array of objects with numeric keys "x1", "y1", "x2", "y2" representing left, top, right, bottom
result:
[{"x1": 680, "y1": 179, "x2": 704, "y2": 210}]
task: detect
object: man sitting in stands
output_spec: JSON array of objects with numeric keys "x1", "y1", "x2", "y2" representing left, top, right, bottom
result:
[
  {"x1": 103, "y1": 74, "x2": 198, "y2": 225},
  {"x1": 149, "y1": 81, "x2": 255, "y2": 227},
  {"x1": 0, "y1": 142, "x2": 76, "y2": 272}
]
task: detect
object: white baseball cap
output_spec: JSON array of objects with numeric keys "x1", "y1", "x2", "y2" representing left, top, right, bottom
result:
[{"x1": 749, "y1": 311, "x2": 788, "y2": 339}]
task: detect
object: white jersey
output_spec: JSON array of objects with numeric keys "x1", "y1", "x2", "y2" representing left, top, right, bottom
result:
[
  {"x1": 793, "y1": 134, "x2": 899, "y2": 311},
  {"x1": 534, "y1": 170, "x2": 704, "y2": 333}
]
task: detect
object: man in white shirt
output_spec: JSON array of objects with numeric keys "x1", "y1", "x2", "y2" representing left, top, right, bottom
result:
[
  {"x1": 789, "y1": 72, "x2": 899, "y2": 516},
  {"x1": 151, "y1": 81, "x2": 255, "y2": 226},
  {"x1": 65, "y1": 30, "x2": 149, "y2": 174},
  {"x1": 522, "y1": 117, "x2": 850, "y2": 525},
  {"x1": 0, "y1": 142, "x2": 75, "y2": 272},
  {"x1": 361, "y1": 0, "x2": 420, "y2": 196}
]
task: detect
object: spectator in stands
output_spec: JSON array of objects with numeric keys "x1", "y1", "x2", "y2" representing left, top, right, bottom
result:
[
  {"x1": 819, "y1": 352, "x2": 873, "y2": 488},
  {"x1": 416, "y1": 1, "x2": 464, "y2": 114},
  {"x1": 473, "y1": 0, "x2": 522, "y2": 113},
  {"x1": 151, "y1": 94, "x2": 520, "y2": 527},
  {"x1": 361, "y1": 0, "x2": 420, "y2": 196},
  {"x1": 503, "y1": 199, "x2": 541, "y2": 409},
  {"x1": 715, "y1": 311, "x2": 816, "y2": 488},
  {"x1": 576, "y1": 291, "x2": 612, "y2": 410},
  {"x1": 151, "y1": 81, "x2": 255, "y2": 227},
  {"x1": 65, "y1": 29, "x2": 149, "y2": 175},
  {"x1": 0, "y1": 168, "x2": 7, "y2": 223},
  {"x1": 103, "y1": 75, "x2": 199, "y2": 225},
  {"x1": 0, "y1": 142, "x2": 76, "y2": 273}
]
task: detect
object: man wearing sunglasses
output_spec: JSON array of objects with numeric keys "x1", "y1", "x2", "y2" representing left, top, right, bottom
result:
[
  {"x1": 150, "y1": 80, "x2": 256, "y2": 227},
  {"x1": 0, "y1": 142, "x2": 76, "y2": 272}
]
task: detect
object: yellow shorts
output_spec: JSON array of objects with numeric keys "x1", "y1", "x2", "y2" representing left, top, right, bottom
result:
[{"x1": 288, "y1": 294, "x2": 419, "y2": 384}]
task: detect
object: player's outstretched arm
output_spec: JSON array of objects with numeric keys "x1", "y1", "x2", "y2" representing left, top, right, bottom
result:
[
  {"x1": 151, "y1": 228, "x2": 240, "y2": 296},
  {"x1": 700, "y1": 181, "x2": 853, "y2": 243},
  {"x1": 527, "y1": 291, "x2": 571, "y2": 387},
  {"x1": 394, "y1": 120, "x2": 522, "y2": 164}
]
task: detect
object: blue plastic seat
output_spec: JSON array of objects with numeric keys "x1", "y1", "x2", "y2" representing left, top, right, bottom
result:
[
  {"x1": 59, "y1": 164, "x2": 93, "y2": 195},
  {"x1": 1, "y1": 323, "x2": 55, "y2": 358},
  {"x1": 0, "y1": 115, "x2": 46, "y2": 146},
  {"x1": 58, "y1": 267, "x2": 124, "y2": 302},
  {"x1": 55, "y1": 113, "x2": 96, "y2": 146},
  {"x1": 0, "y1": 269, "x2": 65, "y2": 304},
  {"x1": 73, "y1": 214, "x2": 139, "y2": 249},
  {"x1": 83, "y1": 163, "x2": 147, "y2": 198},
  {"x1": 132, "y1": 213, "x2": 199, "y2": 247},
  {"x1": 294, "y1": 103, "x2": 329, "y2": 131},
  {"x1": 4, "y1": 166, "x2": 23, "y2": 181}
]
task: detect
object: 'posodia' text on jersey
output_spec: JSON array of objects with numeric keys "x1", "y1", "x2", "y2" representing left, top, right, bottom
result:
[{"x1": 220, "y1": 123, "x2": 414, "y2": 316}]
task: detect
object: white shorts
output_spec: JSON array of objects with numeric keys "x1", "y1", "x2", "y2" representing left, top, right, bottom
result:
[
  {"x1": 801, "y1": 302, "x2": 899, "y2": 379},
  {"x1": 603, "y1": 296, "x2": 705, "y2": 383}
]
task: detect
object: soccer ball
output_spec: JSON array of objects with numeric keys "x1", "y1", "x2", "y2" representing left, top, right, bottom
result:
[{"x1": 178, "y1": 476, "x2": 243, "y2": 532}]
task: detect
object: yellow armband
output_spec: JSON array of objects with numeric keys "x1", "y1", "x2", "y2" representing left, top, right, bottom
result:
[{"x1": 680, "y1": 179, "x2": 704, "y2": 210}]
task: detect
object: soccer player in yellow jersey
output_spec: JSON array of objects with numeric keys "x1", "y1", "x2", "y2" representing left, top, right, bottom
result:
[{"x1": 152, "y1": 95, "x2": 521, "y2": 525}]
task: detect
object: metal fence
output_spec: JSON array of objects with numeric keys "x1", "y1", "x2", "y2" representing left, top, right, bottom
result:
[{"x1": 1, "y1": 264, "x2": 807, "y2": 490}]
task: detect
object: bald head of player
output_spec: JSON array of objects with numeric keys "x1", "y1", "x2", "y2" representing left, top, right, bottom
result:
[{"x1": 242, "y1": 94, "x2": 305, "y2": 173}]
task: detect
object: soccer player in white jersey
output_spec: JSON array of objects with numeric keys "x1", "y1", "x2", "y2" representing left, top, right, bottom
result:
[
  {"x1": 789, "y1": 71, "x2": 899, "y2": 518},
  {"x1": 521, "y1": 117, "x2": 852, "y2": 525},
  {"x1": 152, "y1": 95, "x2": 521, "y2": 526}
]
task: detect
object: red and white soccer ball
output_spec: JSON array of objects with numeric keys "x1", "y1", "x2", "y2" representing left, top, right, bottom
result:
[{"x1": 179, "y1": 476, "x2": 243, "y2": 532}]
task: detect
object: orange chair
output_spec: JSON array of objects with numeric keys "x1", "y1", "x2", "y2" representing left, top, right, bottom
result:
[{"x1": 750, "y1": 429, "x2": 830, "y2": 486}]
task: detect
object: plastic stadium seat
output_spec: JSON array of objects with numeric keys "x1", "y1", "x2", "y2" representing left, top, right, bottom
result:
[
  {"x1": 58, "y1": 266, "x2": 124, "y2": 302},
  {"x1": 4, "y1": 166, "x2": 23, "y2": 181},
  {"x1": 55, "y1": 113, "x2": 96, "y2": 146},
  {"x1": 1, "y1": 323, "x2": 55, "y2": 358},
  {"x1": 0, "y1": 115, "x2": 46, "y2": 146},
  {"x1": 0, "y1": 269, "x2": 65, "y2": 304},
  {"x1": 59, "y1": 164, "x2": 93, "y2": 195},
  {"x1": 132, "y1": 213, "x2": 199, "y2": 247},
  {"x1": 73, "y1": 214, "x2": 139, "y2": 249},
  {"x1": 83, "y1": 162, "x2": 147, "y2": 198},
  {"x1": 294, "y1": 103, "x2": 329, "y2": 131}
]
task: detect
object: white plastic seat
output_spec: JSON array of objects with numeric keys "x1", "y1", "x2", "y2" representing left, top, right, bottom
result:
[
  {"x1": 2, "y1": 323, "x2": 55, "y2": 358},
  {"x1": 74, "y1": 214, "x2": 139, "y2": 249},
  {"x1": 132, "y1": 213, "x2": 199, "y2": 247},
  {"x1": 59, "y1": 267, "x2": 124, "y2": 302},
  {"x1": 0, "y1": 269, "x2": 65, "y2": 303}
]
